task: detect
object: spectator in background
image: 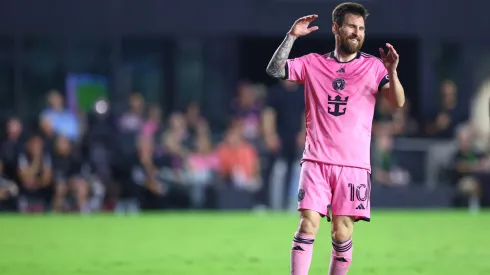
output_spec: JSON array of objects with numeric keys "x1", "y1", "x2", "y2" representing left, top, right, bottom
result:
[
  {"x1": 187, "y1": 133, "x2": 219, "y2": 208},
  {"x1": 85, "y1": 97, "x2": 117, "y2": 147},
  {"x1": 40, "y1": 90, "x2": 80, "y2": 141},
  {"x1": 449, "y1": 125, "x2": 489, "y2": 213},
  {"x1": 372, "y1": 131, "x2": 410, "y2": 187},
  {"x1": 0, "y1": 175, "x2": 18, "y2": 211},
  {"x1": 373, "y1": 97, "x2": 419, "y2": 137},
  {"x1": 0, "y1": 120, "x2": 20, "y2": 211},
  {"x1": 217, "y1": 121, "x2": 261, "y2": 194},
  {"x1": 39, "y1": 118, "x2": 57, "y2": 153},
  {"x1": 261, "y1": 80, "x2": 305, "y2": 210},
  {"x1": 1, "y1": 118, "x2": 24, "y2": 184},
  {"x1": 112, "y1": 135, "x2": 151, "y2": 214},
  {"x1": 118, "y1": 93, "x2": 145, "y2": 156},
  {"x1": 232, "y1": 82, "x2": 262, "y2": 144},
  {"x1": 51, "y1": 136, "x2": 90, "y2": 213},
  {"x1": 144, "y1": 132, "x2": 190, "y2": 209},
  {"x1": 119, "y1": 92, "x2": 145, "y2": 133},
  {"x1": 125, "y1": 135, "x2": 164, "y2": 212},
  {"x1": 426, "y1": 80, "x2": 466, "y2": 138},
  {"x1": 141, "y1": 104, "x2": 163, "y2": 139},
  {"x1": 84, "y1": 97, "x2": 117, "y2": 198},
  {"x1": 391, "y1": 99, "x2": 419, "y2": 137},
  {"x1": 158, "y1": 131, "x2": 189, "y2": 186},
  {"x1": 17, "y1": 134, "x2": 53, "y2": 212},
  {"x1": 167, "y1": 112, "x2": 192, "y2": 147},
  {"x1": 184, "y1": 101, "x2": 209, "y2": 141}
]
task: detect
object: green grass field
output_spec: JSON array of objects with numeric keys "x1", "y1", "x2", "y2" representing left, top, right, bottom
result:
[{"x1": 0, "y1": 210, "x2": 489, "y2": 275}]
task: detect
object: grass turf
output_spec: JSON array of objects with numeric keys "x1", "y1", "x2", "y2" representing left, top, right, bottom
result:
[{"x1": 0, "y1": 210, "x2": 489, "y2": 275}]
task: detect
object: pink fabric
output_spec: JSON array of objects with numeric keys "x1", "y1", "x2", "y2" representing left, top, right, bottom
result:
[
  {"x1": 297, "y1": 161, "x2": 371, "y2": 221},
  {"x1": 290, "y1": 232, "x2": 315, "y2": 275},
  {"x1": 329, "y1": 238, "x2": 353, "y2": 275},
  {"x1": 287, "y1": 52, "x2": 388, "y2": 172},
  {"x1": 187, "y1": 153, "x2": 219, "y2": 171}
]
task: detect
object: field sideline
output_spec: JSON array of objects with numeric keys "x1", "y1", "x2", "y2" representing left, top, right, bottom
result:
[{"x1": 0, "y1": 210, "x2": 488, "y2": 275}]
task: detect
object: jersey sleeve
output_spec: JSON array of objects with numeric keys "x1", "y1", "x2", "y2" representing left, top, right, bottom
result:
[
  {"x1": 285, "y1": 54, "x2": 311, "y2": 84},
  {"x1": 376, "y1": 60, "x2": 389, "y2": 92}
]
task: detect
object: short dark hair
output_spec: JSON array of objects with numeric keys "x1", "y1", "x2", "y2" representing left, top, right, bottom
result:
[{"x1": 332, "y1": 2, "x2": 369, "y2": 26}]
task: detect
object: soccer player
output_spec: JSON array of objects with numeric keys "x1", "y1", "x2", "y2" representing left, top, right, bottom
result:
[{"x1": 265, "y1": 2, "x2": 405, "y2": 275}]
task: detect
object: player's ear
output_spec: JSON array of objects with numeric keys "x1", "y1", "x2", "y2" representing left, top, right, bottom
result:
[{"x1": 332, "y1": 22, "x2": 338, "y2": 35}]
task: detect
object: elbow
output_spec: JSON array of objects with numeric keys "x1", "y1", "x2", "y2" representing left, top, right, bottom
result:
[
  {"x1": 391, "y1": 94, "x2": 405, "y2": 108},
  {"x1": 395, "y1": 100, "x2": 405, "y2": 109},
  {"x1": 387, "y1": 98, "x2": 404, "y2": 109},
  {"x1": 265, "y1": 67, "x2": 285, "y2": 79},
  {"x1": 265, "y1": 68, "x2": 273, "y2": 78},
  {"x1": 265, "y1": 68, "x2": 277, "y2": 79}
]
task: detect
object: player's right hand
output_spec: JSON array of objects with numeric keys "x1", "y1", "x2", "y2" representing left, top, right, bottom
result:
[{"x1": 288, "y1": 15, "x2": 319, "y2": 38}]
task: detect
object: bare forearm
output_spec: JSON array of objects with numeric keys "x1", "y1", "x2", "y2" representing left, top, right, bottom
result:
[
  {"x1": 266, "y1": 34, "x2": 297, "y2": 78},
  {"x1": 388, "y1": 72, "x2": 405, "y2": 108}
]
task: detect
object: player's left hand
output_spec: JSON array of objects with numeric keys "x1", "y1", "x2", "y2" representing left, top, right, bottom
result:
[{"x1": 379, "y1": 43, "x2": 399, "y2": 74}]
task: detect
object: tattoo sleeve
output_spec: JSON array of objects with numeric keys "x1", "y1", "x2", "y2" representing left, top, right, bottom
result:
[{"x1": 266, "y1": 34, "x2": 297, "y2": 79}]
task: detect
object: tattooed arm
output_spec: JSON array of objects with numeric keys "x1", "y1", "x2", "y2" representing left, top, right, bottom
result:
[
  {"x1": 266, "y1": 15, "x2": 319, "y2": 80},
  {"x1": 266, "y1": 34, "x2": 297, "y2": 79}
]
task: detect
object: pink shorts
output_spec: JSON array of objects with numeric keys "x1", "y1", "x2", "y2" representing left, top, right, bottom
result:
[{"x1": 297, "y1": 161, "x2": 371, "y2": 222}]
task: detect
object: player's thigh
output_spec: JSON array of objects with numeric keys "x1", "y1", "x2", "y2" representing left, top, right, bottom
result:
[
  {"x1": 331, "y1": 166, "x2": 371, "y2": 220},
  {"x1": 297, "y1": 161, "x2": 332, "y2": 216}
]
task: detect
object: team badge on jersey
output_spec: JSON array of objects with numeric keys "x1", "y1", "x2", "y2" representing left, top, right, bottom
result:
[{"x1": 332, "y1": 78, "x2": 346, "y2": 91}]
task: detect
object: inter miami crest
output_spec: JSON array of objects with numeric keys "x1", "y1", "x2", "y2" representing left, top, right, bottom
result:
[
  {"x1": 332, "y1": 78, "x2": 346, "y2": 91},
  {"x1": 298, "y1": 189, "x2": 305, "y2": 202}
]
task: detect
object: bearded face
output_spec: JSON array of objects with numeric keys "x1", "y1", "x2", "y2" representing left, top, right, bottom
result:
[
  {"x1": 334, "y1": 13, "x2": 365, "y2": 54},
  {"x1": 338, "y1": 31, "x2": 364, "y2": 54}
]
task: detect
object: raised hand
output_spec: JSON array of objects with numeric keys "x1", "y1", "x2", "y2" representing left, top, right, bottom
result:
[
  {"x1": 288, "y1": 15, "x2": 319, "y2": 38},
  {"x1": 379, "y1": 43, "x2": 399, "y2": 74},
  {"x1": 266, "y1": 15, "x2": 318, "y2": 79}
]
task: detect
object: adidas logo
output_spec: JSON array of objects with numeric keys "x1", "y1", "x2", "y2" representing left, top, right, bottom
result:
[
  {"x1": 335, "y1": 257, "x2": 348, "y2": 262},
  {"x1": 355, "y1": 204, "x2": 365, "y2": 210},
  {"x1": 292, "y1": 246, "x2": 305, "y2": 251},
  {"x1": 336, "y1": 68, "x2": 345, "y2": 73}
]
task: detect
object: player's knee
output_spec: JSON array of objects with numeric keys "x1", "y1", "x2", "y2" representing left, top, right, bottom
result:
[
  {"x1": 298, "y1": 210, "x2": 321, "y2": 236},
  {"x1": 332, "y1": 216, "x2": 354, "y2": 243}
]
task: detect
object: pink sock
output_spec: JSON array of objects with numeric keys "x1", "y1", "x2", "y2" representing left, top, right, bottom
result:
[
  {"x1": 329, "y1": 238, "x2": 353, "y2": 275},
  {"x1": 290, "y1": 232, "x2": 315, "y2": 275}
]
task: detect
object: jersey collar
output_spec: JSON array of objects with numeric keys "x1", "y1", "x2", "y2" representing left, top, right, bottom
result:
[{"x1": 329, "y1": 51, "x2": 361, "y2": 63}]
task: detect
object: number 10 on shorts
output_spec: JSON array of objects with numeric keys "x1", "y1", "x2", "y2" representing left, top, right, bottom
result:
[{"x1": 347, "y1": 183, "x2": 369, "y2": 202}]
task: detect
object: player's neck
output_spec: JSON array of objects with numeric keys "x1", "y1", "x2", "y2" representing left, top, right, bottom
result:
[{"x1": 334, "y1": 48, "x2": 358, "y2": 63}]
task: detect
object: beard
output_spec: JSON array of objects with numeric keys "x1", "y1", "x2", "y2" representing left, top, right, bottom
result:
[{"x1": 338, "y1": 34, "x2": 364, "y2": 55}]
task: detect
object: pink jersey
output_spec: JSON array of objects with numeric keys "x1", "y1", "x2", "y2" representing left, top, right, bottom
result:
[{"x1": 286, "y1": 51, "x2": 389, "y2": 172}]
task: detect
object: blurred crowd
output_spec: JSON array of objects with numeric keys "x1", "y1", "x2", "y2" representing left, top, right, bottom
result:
[{"x1": 0, "y1": 77, "x2": 489, "y2": 214}]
